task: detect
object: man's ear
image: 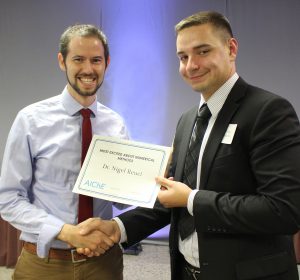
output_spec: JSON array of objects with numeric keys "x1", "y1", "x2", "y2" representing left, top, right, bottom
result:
[
  {"x1": 58, "y1": 53, "x2": 66, "y2": 71},
  {"x1": 228, "y1": 38, "x2": 238, "y2": 59},
  {"x1": 106, "y1": 56, "x2": 110, "y2": 69}
]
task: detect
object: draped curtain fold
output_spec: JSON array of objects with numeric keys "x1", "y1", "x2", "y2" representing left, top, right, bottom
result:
[
  {"x1": 294, "y1": 231, "x2": 300, "y2": 264},
  {"x1": 0, "y1": 217, "x2": 22, "y2": 267}
]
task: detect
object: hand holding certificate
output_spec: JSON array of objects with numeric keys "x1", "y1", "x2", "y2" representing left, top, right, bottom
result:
[{"x1": 73, "y1": 136, "x2": 172, "y2": 208}]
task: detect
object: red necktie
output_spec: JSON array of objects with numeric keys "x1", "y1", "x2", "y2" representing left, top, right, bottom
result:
[{"x1": 78, "y1": 109, "x2": 93, "y2": 223}]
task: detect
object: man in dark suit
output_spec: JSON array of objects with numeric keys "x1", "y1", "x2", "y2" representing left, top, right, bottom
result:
[{"x1": 78, "y1": 11, "x2": 300, "y2": 280}]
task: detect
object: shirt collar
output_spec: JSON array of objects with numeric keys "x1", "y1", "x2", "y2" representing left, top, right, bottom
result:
[
  {"x1": 61, "y1": 86, "x2": 98, "y2": 117},
  {"x1": 200, "y1": 73, "x2": 239, "y2": 119}
]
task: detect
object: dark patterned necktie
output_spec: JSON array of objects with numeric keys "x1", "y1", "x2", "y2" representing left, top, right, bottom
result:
[
  {"x1": 78, "y1": 109, "x2": 93, "y2": 223},
  {"x1": 179, "y1": 104, "x2": 211, "y2": 240}
]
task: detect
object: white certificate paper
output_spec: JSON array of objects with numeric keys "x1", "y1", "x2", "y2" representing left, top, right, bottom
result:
[{"x1": 73, "y1": 136, "x2": 171, "y2": 208}]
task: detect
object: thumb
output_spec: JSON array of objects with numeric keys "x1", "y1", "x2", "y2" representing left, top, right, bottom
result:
[
  {"x1": 79, "y1": 218, "x2": 101, "y2": 235},
  {"x1": 156, "y1": 176, "x2": 172, "y2": 190}
]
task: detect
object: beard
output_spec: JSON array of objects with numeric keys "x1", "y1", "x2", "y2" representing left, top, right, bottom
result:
[{"x1": 66, "y1": 72, "x2": 103, "y2": 97}]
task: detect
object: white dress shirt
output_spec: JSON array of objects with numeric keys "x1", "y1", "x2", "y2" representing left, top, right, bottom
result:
[{"x1": 180, "y1": 73, "x2": 239, "y2": 267}]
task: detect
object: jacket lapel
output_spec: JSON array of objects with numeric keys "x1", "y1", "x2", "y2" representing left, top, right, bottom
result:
[{"x1": 200, "y1": 78, "x2": 248, "y2": 189}]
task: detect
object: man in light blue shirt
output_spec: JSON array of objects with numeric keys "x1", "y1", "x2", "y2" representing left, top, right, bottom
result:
[{"x1": 0, "y1": 24, "x2": 128, "y2": 280}]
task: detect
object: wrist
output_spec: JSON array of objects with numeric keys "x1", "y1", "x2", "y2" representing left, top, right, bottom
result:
[{"x1": 57, "y1": 224, "x2": 73, "y2": 243}]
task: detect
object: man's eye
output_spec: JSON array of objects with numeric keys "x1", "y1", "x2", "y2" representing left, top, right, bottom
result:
[
  {"x1": 179, "y1": 56, "x2": 188, "y2": 62},
  {"x1": 92, "y1": 58, "x2": 102, "y2": 64},
  {"x1": 73, "y1": 58, "x2": 83, "y2": 63},
  {"x1": 198, "y1": 50, "x2": 209, "y2": 55}
]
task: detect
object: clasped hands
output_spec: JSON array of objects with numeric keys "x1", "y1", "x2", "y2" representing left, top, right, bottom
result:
[
  {"x1": 57, "y1": 217, "x2": 120, "y2": 257},
  {"x1": 57, "y1": 176, "x2": 192, "y2": 257}
]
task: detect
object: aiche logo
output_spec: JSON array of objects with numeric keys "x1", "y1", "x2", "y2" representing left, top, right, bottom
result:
[{"x1": 83, "y1": 180, "x2": 106, "y2": 189}]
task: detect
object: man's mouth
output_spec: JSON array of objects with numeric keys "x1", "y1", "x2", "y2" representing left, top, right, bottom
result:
[
  {"x1": 188, "y1": 71, "x2": 208, "y2": 82},
  {"x1": 79, "y1": 77, "x2": 95, "y2": 82}
]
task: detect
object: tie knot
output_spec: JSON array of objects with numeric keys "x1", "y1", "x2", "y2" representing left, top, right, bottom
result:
[
  {"x1": 80, "y1": 108, "x2": 91, "y2": 119},
  {"x1": 198, "y1": 103, "x2": 211, "y2": 120}
]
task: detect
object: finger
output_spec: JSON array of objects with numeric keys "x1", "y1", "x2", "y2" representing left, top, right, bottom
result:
[
  {"x1": 160, "y1": 177, "x2": 174, "y2": 190},
  {"x1": 97, "y1": 232, "x2": 115, "y2": 249},
  {"x1": 95, "y1": 247, "x2": 106, "y2": 255},
  {"x1": 93, "y1": 251, "x2": 100, "y2": 257},
  {"x1": 88, "y1": 246, "x2": 106, "y2": 257},
  {"x1": 102, "y1": 241, "x2": 113, "y2": 250},
  {"x1": 76, "y1": 247, "x2": 91, "y2": 256},
  {"x1": 77, "y1": 217, "x2": 95, "y2": 229},
  {"x1": 84, "y1": 248, "x2": 92, "y2": 255},
  {"x1": 77, "y1": 246, "x2": 106, "y2": 257},
  {"x1": 156, "y1": 176, "x2": 172, "y2": 188},
  {"x1": 76, "y1": 248, "x2": 84, "y2": 254},
  {"x1": 88, "y1": 246, "x2": 105, "y2": 257},
  {"x1": 87, "y1": 252, "x2": 95, "y2": 257}
]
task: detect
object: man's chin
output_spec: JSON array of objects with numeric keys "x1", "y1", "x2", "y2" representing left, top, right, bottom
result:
[
  {"x1": 190, "y1": 84, "x2": 205, "y2": 92},
  {"x1": 78, "y1": 91, "x2": 97, "y2": 97},
  {"x1": 69, "y1": 81, "x2": 102, "y2": 97},
  {"x1": 76, "y1": 86, "x2": 99, "y2": 97}
]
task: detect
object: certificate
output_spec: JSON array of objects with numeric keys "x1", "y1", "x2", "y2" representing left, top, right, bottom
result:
[{"x1": 73, "y1": 135, "x2": 172, "y2": 208}]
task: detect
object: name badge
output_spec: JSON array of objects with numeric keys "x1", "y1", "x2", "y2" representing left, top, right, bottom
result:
[{"x1": 221, "y1": 124, "x2": 237, "y2": 144}]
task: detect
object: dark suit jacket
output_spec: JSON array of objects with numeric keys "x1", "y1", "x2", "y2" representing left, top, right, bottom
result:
[{"x1": 119, "y1": 78, "x2": 300, "y2": 280}]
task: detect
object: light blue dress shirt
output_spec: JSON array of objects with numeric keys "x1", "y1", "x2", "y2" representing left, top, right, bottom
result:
[{"x1": 0, "y1": 87, "x2": 129, "y2": 257}]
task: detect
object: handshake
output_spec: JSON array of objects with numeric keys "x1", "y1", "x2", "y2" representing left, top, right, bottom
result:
[
  {"x1": 56, "y1": 176, "x2": 191, "y2": 257},
  {"x1": 57, "y1": 218, "x2": 121, "y2": 257}
]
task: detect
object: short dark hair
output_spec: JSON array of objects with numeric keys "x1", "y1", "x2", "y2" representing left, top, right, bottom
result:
[
  {"x1": 175, "y1": 11, "x2": 233, "y2": 41},
  {"x1": 59, "y1": 24, "x2": 109, "y2": 66}
]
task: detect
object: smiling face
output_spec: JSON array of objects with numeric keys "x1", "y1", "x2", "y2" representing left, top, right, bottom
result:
[
  {"x1": 58, "y1": 35, "x2": 109, "y2": 106},
  {"x1": 176, "y1": 23, "x2": 237, "y2": 100}
]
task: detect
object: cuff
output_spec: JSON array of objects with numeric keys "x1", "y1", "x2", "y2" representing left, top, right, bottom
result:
[
  {"x1": 36, "y1": 215, "x2": 65, "y2": 257},
  {"x1": 113, "y1": 217, "x2": 127, "y2": 243},
  {"x1": 187, "y1": 190, "x2": 198, "y2": 216}
]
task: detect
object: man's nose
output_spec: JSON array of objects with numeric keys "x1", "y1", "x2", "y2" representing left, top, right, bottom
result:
[
  {"x1": 82, "y1": 61, "x2": 94, "y2": 73},
  {"x1": 186, "y1": 57, "x2": 200, "y2": 71}
]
